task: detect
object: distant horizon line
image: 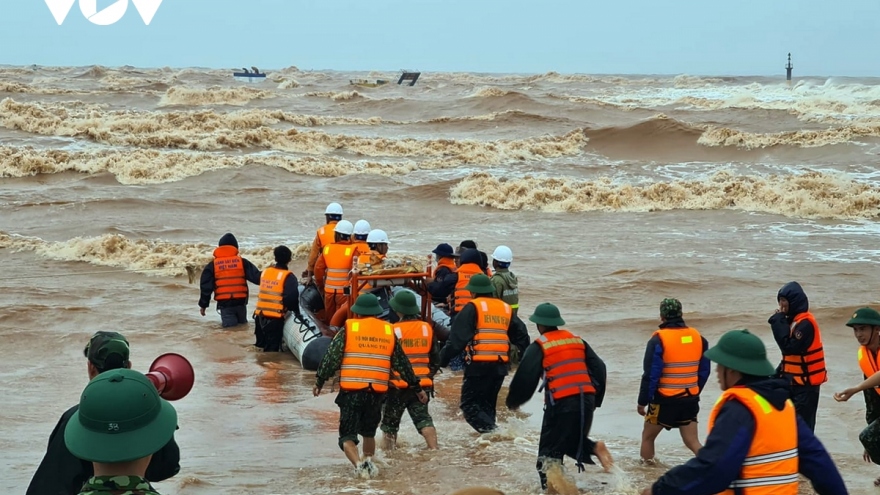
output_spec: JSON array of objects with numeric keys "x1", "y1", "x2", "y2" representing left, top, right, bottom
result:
[{"x1": 1, "y1": 62, "x2": 877, "y2": 80}]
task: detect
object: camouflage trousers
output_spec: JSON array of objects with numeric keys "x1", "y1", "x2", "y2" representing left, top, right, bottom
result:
[
  {"x1": 335, "y1": 390, "x2": 384, "y2": 450},
  {"x1": 860, "y1": 418, "x2": 880, "y2": 465},
  {"x1": 380, "y1": 387, "x2": 434, "y2": 434}
]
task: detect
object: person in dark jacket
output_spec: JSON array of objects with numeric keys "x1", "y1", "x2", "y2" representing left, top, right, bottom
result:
[
  {"x1": 637, "y1": 298, "x2": 710, "y2": 463},
  {"x1": 506, "y1": 303, "x2": 613, "y2": 491},
  {"x1": 440, "y1": 274, "x2": 530, "y2": 433},
  {"x1": 427, "y1": 243, "x2": 459, "y2": 304},
  {"x1": 27, "y1": 332, "x2": 180, "y2": 495},
  {"x1": 768, "y1": 281, "x2": 827, "y2": 431},
  {"x1": 833, "y1": 307, "x2": 880, "y2": 488},
  {"x1": 640, "y1": 329, "x2": 847, "y2": 495},
  {"x1": 198, "y1": 233, "x2": 261, "y2": 327},
  {"x1": 253, "y1": 245, "x2": 303, "y2": 352}
]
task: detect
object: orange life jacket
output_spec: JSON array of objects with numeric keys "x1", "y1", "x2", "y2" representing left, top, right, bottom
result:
[
  {"x1": 780, "y1": 312, "x2": 827, "y2": 386},
  {"x1": 433, "y1": 257, "x2": 457, "y2": 278},
  {"x1": 339, "y1": 318, "x2": 395, "y2": 393},
  {"x1": 452, "y1": 263, "x2": 483, "y2": 313},
  {"x1": 212, "y1": 245, "x2": 247, "y2": 301},
  {"x1": 317, "y1": 222, "x2": 338, "y2": 250},
  {"x1": 858, "y1": 346, "x2": 880, "y2": 396},
  {"x1": 254, "y1": 266, "x2": 290, "y2": 319},
  {"x1": 537, "y1": 329, "x2": 595, "y2": 401},
  {"x1": 390, "y1": 320, "x2": 433, "y2": 389},
  {"x1": 467, "y1": 297, "x2": 511, "y2": 363},
  {"x1": 708, "y1": 386, "x2": 799, "y2": 495},
  {"x1": 353, "y1": 241, "x2": 370, "y2": 260},
  {"x1": 653, "y1": 327, "x2": 703, "y2": 398},
  {"x1": 322, "y1": 243, "x2": 355, "y2": 293}
]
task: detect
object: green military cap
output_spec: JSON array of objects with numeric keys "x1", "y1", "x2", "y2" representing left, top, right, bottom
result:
[
  {"x1": 529, "y1": 303, "x2": 566, "y2": 327},
  {"x1": 846, "y1": 307, "x2": 880, "y2": 327},
  {"x1": 464, "y1": 274, "x2": 495, "y2": 295},
  {"x1": 704, "y1": 329, "x2": 776, "y2": 377},
  {"x1": 350, "y1": 293, "x2": 384, "y2": 316},
  {"x1": 65, "y1": 369, "x2": 177, "y2": 463}
]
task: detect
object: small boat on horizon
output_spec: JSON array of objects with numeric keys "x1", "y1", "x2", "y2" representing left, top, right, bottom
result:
[{"x1": 233, "y1": 66, "x2": 266, "y2": 83}]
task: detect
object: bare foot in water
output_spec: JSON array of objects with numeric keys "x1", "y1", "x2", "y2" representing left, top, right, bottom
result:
[{"x1": 595, "y1": 441, "x2": 614, "y2": 472}]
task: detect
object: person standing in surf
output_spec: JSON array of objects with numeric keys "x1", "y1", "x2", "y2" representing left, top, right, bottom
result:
[
  {"x1": 833, "y1": 307, "x2": 880, "y2": 488},
  {"x1": 506, "y1": 303, "x2": 613, "y2": 491},
  {"x1": 637, "y1": 298, "x2": 709, "y2": 464},
  {"x1": 314, "y1": 294, "x2": 427, "y2": 479},
  {"x1": 198, "y1": 232, "x2": 261, "y2": 327},
  {"x1": 768, "y1": 281, "x2": 827, "y2": 431},
  {"x1": 440, "y1": 274, "x2": 530, "y2": 433}
]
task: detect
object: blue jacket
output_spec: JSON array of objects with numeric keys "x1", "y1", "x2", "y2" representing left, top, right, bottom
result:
[
  {"x1": 650, "y1": 377, "x2": 847, "y2": 495},
  {"x1": 638, "y1": 318, "x2": 710, "y2": 406}
]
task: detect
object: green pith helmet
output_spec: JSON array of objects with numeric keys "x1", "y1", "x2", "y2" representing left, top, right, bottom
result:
[
  {"x1": 464, "y1": 274, "x2": 495, "y2": 295},
  {"x1": 529, "y1": 303, "x2": 566, "y2": 327},
  {"x1": 704, "y1": 329, "x2": 776, "y2": 377},
  {"x1": 64, "y1": 369, "x2": 178, "y2": 463},
  {"x1": 389, "y1": 290, "x2": 420, "y2": 316},
  {"x1": 847, "y1": 307, "x2": 880, "y2": 327},
  {"x1": 350, "y1": 293, "x2": 383, "y2": 316}
]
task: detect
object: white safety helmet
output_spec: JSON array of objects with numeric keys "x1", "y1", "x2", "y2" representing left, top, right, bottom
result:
[
  {"x1": 324, "y1": 202, "x2": 344, "y2": 215},
  {"x1": 366, "y1": 229, "x2": 389, "y2": 244},
  {"x1": 491, "y1": 245, "x2": 513, "y2": 263},
  {"x1": 334, "y1": 220, "x2": 354, "y2": 235},
  {"x1": 353, "y1": 220, "x2": 371, "y2": 236}
]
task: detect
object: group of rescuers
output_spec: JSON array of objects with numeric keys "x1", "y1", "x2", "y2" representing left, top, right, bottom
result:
[{"x1": 160, "y1": 201, "x2": 866, "y2": 493}]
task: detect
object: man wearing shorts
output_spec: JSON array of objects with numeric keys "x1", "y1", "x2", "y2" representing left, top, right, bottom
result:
[{"x1": 637, "y1": 298, "x2": 710, "y2": 463}]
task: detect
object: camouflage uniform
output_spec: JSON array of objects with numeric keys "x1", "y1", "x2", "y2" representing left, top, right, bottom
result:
[
  {"x1": 861, "y1": 385, "x2": 880, "y2": 463},
  {"x1": 315, "y1": 328, "x2": 422, "y2": 449},
  {"x1": 380, "y1": 322, "x2": 441, "y2": 435},
  {"x1": 77, "y1": 475, "x2": 160, "y2": 495}
]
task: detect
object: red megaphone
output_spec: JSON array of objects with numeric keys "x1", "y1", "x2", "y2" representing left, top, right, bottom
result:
[{"x1": 145, "y1": 353, "x2": 195, "y2": 401}]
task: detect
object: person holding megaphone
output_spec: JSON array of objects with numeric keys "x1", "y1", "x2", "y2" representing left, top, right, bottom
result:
[{"x1": 27, "y1": 331, "x2": 194, "y2": 495}]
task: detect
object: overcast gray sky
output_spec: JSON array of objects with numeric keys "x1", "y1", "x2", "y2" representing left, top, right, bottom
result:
[{"x1": 4, "y1": 0, "x2": 878, "y2": 76}]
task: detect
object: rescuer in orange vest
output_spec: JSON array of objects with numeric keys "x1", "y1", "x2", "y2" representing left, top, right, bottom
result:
[
  {"x1": 304, "y1": 202, "x2": 344, "y2": 285},
  {"x1": 197, "y1": 232, "x2": 261, "y2": 327},
  {"x1": 768, "y1": 281, "x2": 827, "y2": 431},
  {"x1": 439, "y1": 274, "x2": 530, "y2": 433},
  {"x1": 834, "y1": 307, "x2": 880, "y2": 488},
  {"x1": 253, "y1": 246, "x2": 303, "y2": 352},
  {"x1": 637, "y1": 298, "x2": 710, "y2": 464},
  {"x1": 640, "y1": 329, "x2": 846, "y2": 495},
  {"x1": 313, "y1": 294, "x2": 427, "y2": 479},
  {"x1": 506, "y1": 303, "x2": 613, "y2": 492},
  {"x1": 380, "y1": 290, "x2": 440, "y2": 450},
  {"x1": 427, "y1": 243, "x2": 459, "y2": 305},
  {"x1": 313, "y1": 220, "x2": 356, "y2": 325}
]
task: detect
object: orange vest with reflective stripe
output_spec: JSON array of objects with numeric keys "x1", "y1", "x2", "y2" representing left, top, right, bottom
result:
[
  {"x1": 708, "y1": 387, "x2": 799, "y2": 495},
  {"x1": 467, "y1": 297, "x2": 511, "y2": 363},
  {"x1": 339, "y1": 318, "x2": 395, "y2": 393},
  {"x1": 255, "y1": 267, "x2": 290, "y2": 319},
  {"x1": 654, "y1": 327, "x2": 703, "y2": 398},
  {"x1": 537, "y1": 329, "x2": 595, "y2": 401},
  {"x1": 322, "y1": 243, "x2": 355, "y2": 293},
  {"x1": 212, "y1": 245, "x2": 247, "y2": 301},
  {"x1": 781, "y1": 312, "x2": 827, "y2": 386},
  {"x1": 317, "y1": 222, "x2": 338, "y2": 250},
  {"x1": 453, "y1": 263, "x2": 483, "y2": 312},
  {"x1": 390, "y1": 320, "x2": 433, "y2": 389},
  {"x1": 858, "y1": 346, "x2": 880, "y2": 396}
]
